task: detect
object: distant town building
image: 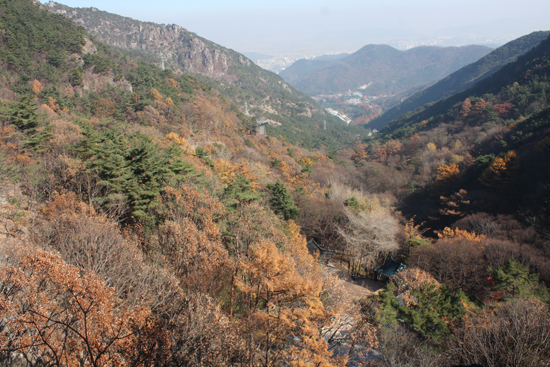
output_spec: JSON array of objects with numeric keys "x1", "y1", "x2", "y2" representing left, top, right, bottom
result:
[{"x1": 325, "y1": 108, "x2": 352, "y2": 125}]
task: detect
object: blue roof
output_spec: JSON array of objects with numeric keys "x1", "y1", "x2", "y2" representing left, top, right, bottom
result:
[{"x1": 374, "y1": 258, "x2": 406, "y2": 278}]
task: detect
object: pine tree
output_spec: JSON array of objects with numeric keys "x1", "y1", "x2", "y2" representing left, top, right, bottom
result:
[
  {"x1": 404, "y1": 282, "x2": 468, "y2": 342},
  {"x1": 376, "y1": 282, "x2": 399, "y2": 326},
  {"x1": 22, "y1": 124, "x2": 53, "y2": 152},
  {"x1": 492, "y1": 257, "x2": 548, "y2": 301},
  {"x1": 224, "y1": 175, "x2": 262, "y2": 211},
  {"x1": 267, "y1": 180, "x2": 298, "y2": 220},
  {"x1": 9, "y1": 94, "x2": 40, "y2": 131},
  {"x1": 125, "y1": 134, "x2": 168, "y2": 220}
]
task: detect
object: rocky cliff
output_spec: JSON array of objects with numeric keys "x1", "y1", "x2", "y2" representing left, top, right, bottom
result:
[
  {"x1": 46, "y1": 2, "x2": 234, "y2": 80},
  {"x1": 43, "y1": 2, "x2": 331, "y2": 126}
]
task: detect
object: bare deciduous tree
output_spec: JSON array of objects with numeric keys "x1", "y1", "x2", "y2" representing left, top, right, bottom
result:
[
  {"x1": 338, "y1": 207, "x2": 400, "y2": 275},
  {"x1": 452, "y1": 298, "x2": 550, "y2": 367}
]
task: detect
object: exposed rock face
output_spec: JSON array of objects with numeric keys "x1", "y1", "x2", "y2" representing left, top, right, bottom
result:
[
  {"x1": 81, "y1": 39, "x2": 97, "y2": 55},
  {"x1": 45, "y1": 2, "x2": 233, "y2": 80}
]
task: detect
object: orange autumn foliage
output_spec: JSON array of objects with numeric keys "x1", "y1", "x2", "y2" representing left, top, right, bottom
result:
[
  {"x1": 0, "y1": 245, "x2": 158, "y2": 366},
  {"x1": 213, "y1": 158, "x2": 260, "y2": 190},
  {"x1": 479, "y1": 150, "x2": 520, "y2": 187},
  {"x1": 437, "y1": 227, "x2": 486, "y2": 242},
  {"x1": 404, "y1": 216, "x2": 429, "y2": 240},
  {"x1": 461, "y1": 98, "x2": 472, "y2": 117},
  {"x1": 32, "y1": 79, "x2": 43, "y2": 95},
  {"x1": 149, "y1": 88, "x2": 164, "y2": 101},
  {"x1": 300, "y1": 157, "x2": 314, "y2": 167},
  {"x1": 165, "y1": 132, "x2": 194, "y2": 153},
  {"x1": 238, "y1": 238, "x2": 344, "y2": 366},
  {"x1": 472, "y1": 98, "x2": 486, "y2": 115},
  {"x1": 164, "y1": 77, "x2": 179, "y2": 89},
  {"x1": 436, "y1": 163, "x2": 460, "y2": 181},
  {"x1": 159, "y1": 186, "x2": 229, "y2": 282}
]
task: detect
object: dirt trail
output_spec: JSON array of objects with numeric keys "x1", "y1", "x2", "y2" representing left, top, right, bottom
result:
[{"x1": 324, "y1": 261, "x2": 384, "y2": 301}]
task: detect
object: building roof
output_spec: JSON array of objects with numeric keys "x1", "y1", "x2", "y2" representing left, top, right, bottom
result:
[{"x1": 374, "y1": 258, "x2": 406, "y2": 278}]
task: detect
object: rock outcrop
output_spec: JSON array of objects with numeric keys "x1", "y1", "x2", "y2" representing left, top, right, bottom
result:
[{"x1": 46, "y1": 2, "x2": 236, "y2": 80}]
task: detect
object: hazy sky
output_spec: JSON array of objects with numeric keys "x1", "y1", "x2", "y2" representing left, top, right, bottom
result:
[{"x1": 41, "y1": 0, "x2": 550, "y2": 55}]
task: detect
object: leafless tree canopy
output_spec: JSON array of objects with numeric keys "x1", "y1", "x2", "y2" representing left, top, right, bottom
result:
[{"x1": 453, "y1": 298, "x2": 550, "y2": 367}]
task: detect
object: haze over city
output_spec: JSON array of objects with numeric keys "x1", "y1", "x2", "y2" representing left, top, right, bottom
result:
[{"x1": 40, "y1": 0, "x2": 550, "y2": 57}]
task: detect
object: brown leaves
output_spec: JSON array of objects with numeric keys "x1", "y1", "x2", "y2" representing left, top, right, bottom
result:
[
  {"x1": 461, "y1": 98, "x2": 472, "y2": 118},
  {"x1": 238, "y1": 238, "x2": 342, "y2": 366},
  {"x1": 404, "y1": 215, "x2": 429, "y2": 240},
  {"x1": 0, "y1": 245, "x2": 153, "y2": 366},
  {"x1": 31, "y1": 79, "x2": 43, "y2": 95},
  {"x1": 439, "y1": 189, "x2": 470, "y2": 217},
  {"x1": 437, "y1": 227, "x2": 486, "y2": 242}
]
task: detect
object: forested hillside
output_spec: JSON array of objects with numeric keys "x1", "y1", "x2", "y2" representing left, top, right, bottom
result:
[
  {"x1": 370, "y1": 31, "x2": 550, "y2": 129},
  {"x1": 43, "y1": 1, "x2": 360, "y2": 149},
  {"x1": 0, "y1": 1, "x2": 549, "y2": 366}
]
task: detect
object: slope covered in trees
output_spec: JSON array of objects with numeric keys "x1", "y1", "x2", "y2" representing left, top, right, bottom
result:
[
  {"x1": 323, "y1": 30, "x2": 550, "y2": 366},
  {"x1": 0, "y1": 1, "x2": 383, "y2": 364},
  {"x1": 43, "y1": 1, "x2": 359, "y2": 149},
  {"x1": 1, "y1": 1, "x2": 549, "y2": 365},
  {"x1": 370, "y1": 31, "x2": 550, "y2": 129}
]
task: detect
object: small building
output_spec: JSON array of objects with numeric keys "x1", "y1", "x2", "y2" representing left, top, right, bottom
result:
[{"x1": 374, "y1": 258, "x2": 406, "y2": 281}]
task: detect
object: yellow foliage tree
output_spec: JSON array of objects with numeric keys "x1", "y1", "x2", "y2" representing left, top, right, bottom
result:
[
  {"x1": 165, "y1": 132, "x2": 193, "y2": 153},
  {"x1": 165, "y1": 77, "x2": 179, "y2": 89},
  {"x1": 238, "y1": 239, "x2": 346, "y2": 366},
  {"x1": 404, "y1": 216, "x2": 429, "y2": 240},
  {"x1": 149, "y1": 88, "x2": 164, "y2": 101},
  {"x1": 300, "y1": 157, "x2": 314, "y2": 167},
  {"x1": 437, "y1": 163, "x2": 460, "y2": 181},
  {"x1": 472, "y1": 98, "x2": 486, "y2": 115},
  {"x1": 437, "y1": 227, "x2": 486, "y2": 242},
  {"x1": 479, "y1": 150, "x2": 520, "y2": 187},
  {"x1": 213, "y1": 158, "x2": 259, "y2": 189}
]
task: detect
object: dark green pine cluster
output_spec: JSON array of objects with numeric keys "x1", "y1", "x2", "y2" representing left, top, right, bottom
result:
[
  {"x1": 72, "y1": 124, "x2": 198, "y2": 224},
  {"x1": 267, "y1": 180, "x2": 299, "y2": 220}
]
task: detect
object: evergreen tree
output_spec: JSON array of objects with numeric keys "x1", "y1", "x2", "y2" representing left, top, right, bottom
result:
[
  {"x1": 492, "y1": 257, "x2": 549, "y2": 301},
  {"x1": 162, "y1": 143, "x2": 198, "y2": 186},
  {"x1": 9, "y1": 94, "x2": 40, "y2": 131},
  {"x1": 224, "y1": 175, "x2": 262, "y2": 211},
  {"x1": 22, "y1": 124, "x2": 53, "y2": 153},
  {"x1": 125, "y1": 134, "x2": 169, "y2": 220},
  {"x1": 377, "y1": 281, "x2": 470, "y2": 343},
  {"x1": 267, "y1": 180, "x2": 298, "y2": 220},
  {"x1": 72, "y1": 127, "x2": 199, "y2": 223},
  {"x1": 376, "y1": 282, "x2": 399, "y2": 326},
  {"x1": 404, "y1": 282, "x2": 468, "y2": 342}
]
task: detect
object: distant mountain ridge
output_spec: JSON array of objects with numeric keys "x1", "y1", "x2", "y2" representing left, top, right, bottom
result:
[
  {"x1": 369, "y1": 30, "x2": 550, "y2": 129},
  {"x1": 280, "y1": 44, "x2": 492, "y2": 99},
  {"x1": 279, "y1": 53, "x2": 348, "y2": 85},
  {"x1": 43, "y1": 1, "x2": 338, "y2": 130},
  {"x1": 380, "y1": 32, "x2": 550, "y2": 139}
]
